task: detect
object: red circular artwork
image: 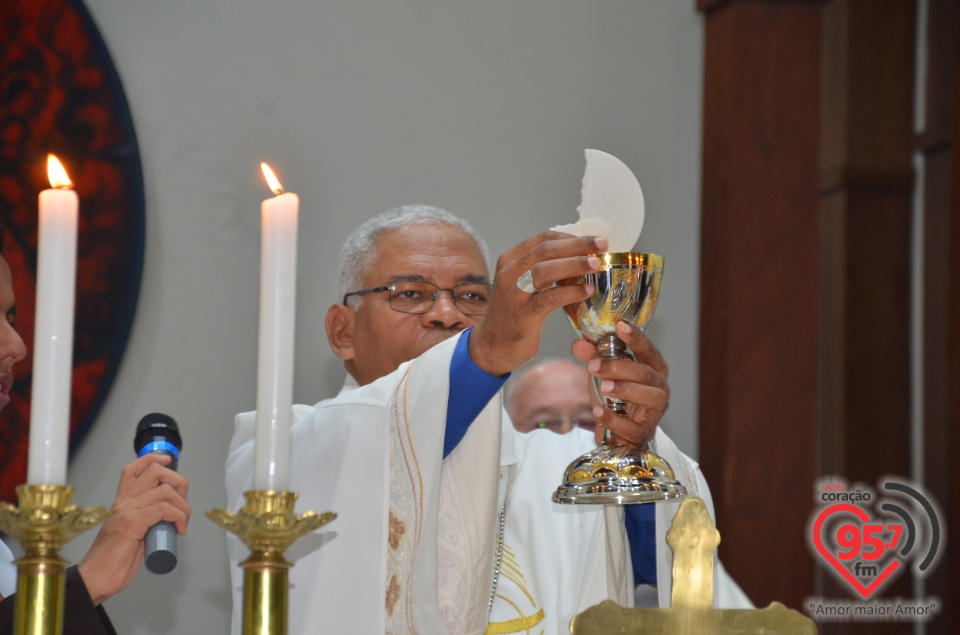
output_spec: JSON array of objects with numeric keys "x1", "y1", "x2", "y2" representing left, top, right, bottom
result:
[{"x1": 0, "y1": 0, "x2": 145, "y2": 501}]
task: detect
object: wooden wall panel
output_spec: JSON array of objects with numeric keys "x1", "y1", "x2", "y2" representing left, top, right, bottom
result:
[
  {"x1": 698, "y1": 3, "x2": 919, "y2": 630},
  {"x1": 698, "y1": 0, "x2": 822, "y2": 611},
  {"x1": 921, "y1": 3, "x2": 959, "y2": 633},
  {"x1": 818, "y1": 0, "x2": 915, "y2": 486}
]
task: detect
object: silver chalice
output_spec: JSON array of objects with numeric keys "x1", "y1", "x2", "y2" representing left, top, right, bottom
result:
[{"x1": 553, "y1": 252, "x2": 686, "y2": 505}]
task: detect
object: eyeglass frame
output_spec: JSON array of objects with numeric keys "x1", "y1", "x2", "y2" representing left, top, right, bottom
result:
[{"x1": 342, "y1": 281, "x2": 493, "y2": 316}]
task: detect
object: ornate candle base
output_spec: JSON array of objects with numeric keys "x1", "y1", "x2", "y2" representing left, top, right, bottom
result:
[
  {"x1": 206, "y1": 490, "x2": 336, "y2": 635},
  {"x1": 0, "y1": 484, "x2": 110, "y2": 635}
]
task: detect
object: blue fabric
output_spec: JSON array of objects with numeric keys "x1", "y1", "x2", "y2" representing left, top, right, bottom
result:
[
  {"x1": 444, "y1": 328, "x2": 509, "y2": 457},
  {"x1": 625, "y1": 504, "x2": 658, "y2": 585}
]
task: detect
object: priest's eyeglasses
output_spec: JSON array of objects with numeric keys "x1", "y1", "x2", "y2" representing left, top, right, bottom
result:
[{"x1": 343, "y1": 281, "x2": 493, "y2": 316}]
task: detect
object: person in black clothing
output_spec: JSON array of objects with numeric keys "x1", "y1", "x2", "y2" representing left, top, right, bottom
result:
[{"x1": 0, "y1": 228, "x2": 191, "y2": 633}]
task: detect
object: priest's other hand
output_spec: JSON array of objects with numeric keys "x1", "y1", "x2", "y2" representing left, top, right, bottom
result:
[
  {"x1": 77, "y1": 454, "x2": 190, "y2": 606},
  {"x1": 572, "y1": 320, "x2": 670, "y2": 446},
  {"x1": 469, "y1": 232, "x2": 606, "y2": 377}
]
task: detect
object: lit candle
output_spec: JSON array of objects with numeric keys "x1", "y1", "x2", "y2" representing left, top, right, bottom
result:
[
  {"x1": 253, "y1": 163, "x2": 298, "y2": 491},
  {"x1": 27, "y1": 155, "x2": 78, "y2": 485}
]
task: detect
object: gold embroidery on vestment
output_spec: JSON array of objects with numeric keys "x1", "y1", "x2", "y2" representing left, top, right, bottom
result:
[
  {"x1": 484, "y1": 607, "x2": 546, "y2": 634},
  {"x1": 394, "y1": 363, "x2": 425, "y2": 631},
  {"x1": 500, "y1": 544, "x2": 537, "y2": 605},
  {"x1": 388, "y1": 510, "x2": 406, "y2": 551},
  {"x1": 385, "y1": 574, "x2": 401, "y2": 615}
]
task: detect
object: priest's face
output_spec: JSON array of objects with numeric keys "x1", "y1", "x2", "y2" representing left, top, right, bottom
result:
[
  {"x1": 507, "y1": 360, "x2": 596, "y2": 434},
  {"x1": 0, "y1": 256, "x2": 27, "y2": 411},
  {"x1": 328, "y1": 223, "x2": 489, "y2": 386}
]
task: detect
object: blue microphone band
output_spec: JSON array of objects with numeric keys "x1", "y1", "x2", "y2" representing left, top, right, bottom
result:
[{"x1": 138, "y1": 440, "x2": 180, "y2": 459}]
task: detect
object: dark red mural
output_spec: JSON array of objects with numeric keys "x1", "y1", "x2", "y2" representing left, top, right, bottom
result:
[{"x1": 0, "y1": 0, "x2": 144, "y2": 501}]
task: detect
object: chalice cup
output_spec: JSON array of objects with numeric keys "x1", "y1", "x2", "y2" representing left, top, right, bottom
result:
[{"x1": 553, "y1": 252, "x2": 686, "y2": 505}]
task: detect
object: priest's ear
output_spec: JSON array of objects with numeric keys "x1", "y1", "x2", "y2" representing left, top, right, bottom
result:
[{"x1": 325, "y1": 304, "x2": 356, "y2": 362}]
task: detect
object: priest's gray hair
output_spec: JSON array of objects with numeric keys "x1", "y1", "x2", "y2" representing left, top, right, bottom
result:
[{"x1": 339, "y1": 204, "x2": 490, "y2": 306}]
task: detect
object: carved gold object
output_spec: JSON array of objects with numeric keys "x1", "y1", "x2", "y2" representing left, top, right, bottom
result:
[
  {"x1": 569, "y1": 497, "x2": 817, "y2": 634},
  {"x1": 0, "y1": 484, "x2": 110, "y2": 635},
  {"x1": 206, "y1": 490, "x2": 336, "y2": 635}
]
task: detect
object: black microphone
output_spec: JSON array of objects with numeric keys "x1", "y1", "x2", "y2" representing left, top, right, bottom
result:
[{"x1": 133, "y1": 413, "x2": 182, "y2": 575}]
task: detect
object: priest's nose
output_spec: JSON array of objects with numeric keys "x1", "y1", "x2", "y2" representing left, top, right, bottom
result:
[{"x1": 422, "y1": 290, "x2": 465, "y2": 329}]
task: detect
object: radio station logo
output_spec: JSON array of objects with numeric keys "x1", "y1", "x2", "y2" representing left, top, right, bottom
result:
[{"x1": 805, "y1": 477, "x2": 943, "y2": 623}]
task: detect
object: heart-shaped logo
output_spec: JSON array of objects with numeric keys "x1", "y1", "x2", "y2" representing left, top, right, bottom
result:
[{"x1": 812, "y1": 504, "x2": 903, "y2": 599}]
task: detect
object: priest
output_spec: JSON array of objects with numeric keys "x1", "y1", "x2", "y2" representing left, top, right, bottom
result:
[{"x1": 225, "y1": 205, "x2": 708, "y2": 634}]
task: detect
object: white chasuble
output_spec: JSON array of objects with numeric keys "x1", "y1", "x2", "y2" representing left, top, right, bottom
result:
[
  {"x1": 489, "y1": 427, "x2": 633, "y2": 634},
  {"x1": 225, "y1": 334, "x2": 501, "y2": 635},
  {"x1": 224, "y1": 331, "x2": 736, "y2": 635}
]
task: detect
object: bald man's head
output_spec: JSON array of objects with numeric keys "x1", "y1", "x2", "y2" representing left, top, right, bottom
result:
[{"x1": 507, "y1": 359, "x2": 596, "y2": 434}]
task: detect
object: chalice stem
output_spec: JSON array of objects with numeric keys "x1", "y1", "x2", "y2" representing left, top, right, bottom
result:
[
  {"x1": 594, "y1": 334, "x2": 658, "y2": 452},
  {"x1": 602, "y1": 427, "x2": 636, "y2": 448},
  {"x1": 593, "y1": 333, "x2": 634, "y2": 443}
]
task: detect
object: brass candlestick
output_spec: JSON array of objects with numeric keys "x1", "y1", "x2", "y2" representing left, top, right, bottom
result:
[
  {"x1": 206, "y1": 490, "x2": 336, "y2": 635},
  {"x1": 0, "y1": 484, "x2": 110, "y2": 635}
]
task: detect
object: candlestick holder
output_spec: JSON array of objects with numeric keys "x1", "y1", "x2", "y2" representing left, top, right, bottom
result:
[
  {"x1": 0, "y1": 484, "x2": 110, "y2": 635},
  {"x1": 206, "y1": 490, "x2": 336, "y2": 635}
]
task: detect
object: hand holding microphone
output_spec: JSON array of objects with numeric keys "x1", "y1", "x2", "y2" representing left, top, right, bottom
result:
[
  {"x1": 134, "y1": 413, "x2": 183, "y2": 574},
  {"x1": 76, "y1": 414, "x2": 190, "y2": 604}
]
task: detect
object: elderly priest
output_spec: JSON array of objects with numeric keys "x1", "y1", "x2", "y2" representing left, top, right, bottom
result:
[{"x1": 225, "y1": 205, "x2": 734, "y2": 634}]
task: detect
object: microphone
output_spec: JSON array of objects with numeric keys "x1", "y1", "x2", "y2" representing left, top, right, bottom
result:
[{"x1": 133, "y1": 413, "x2": 182, "y2": 575}]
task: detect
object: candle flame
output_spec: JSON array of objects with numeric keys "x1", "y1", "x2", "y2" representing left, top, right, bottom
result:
[
  {"x1": 260, "y1": 163, "x2": 284, "y2": 195},
  {"x1": 47, "y1": 154, "x2": 73, "y2": 189}
]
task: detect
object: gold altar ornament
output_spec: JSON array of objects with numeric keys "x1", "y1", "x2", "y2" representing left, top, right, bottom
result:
[
  {"x1": 0, "y1": 484, "x2": 111, "y2": 635},
  {"x1": 570, "y1": 497, "x2": 817, "y2": 634},
  {"x1": 207, "y1": 490, "x2": 336, "y2": 635}
]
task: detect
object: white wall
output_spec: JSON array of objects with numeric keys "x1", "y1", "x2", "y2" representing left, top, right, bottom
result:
[{"x1": 61, "y1": 1, "x2": 704, "y2": 631}]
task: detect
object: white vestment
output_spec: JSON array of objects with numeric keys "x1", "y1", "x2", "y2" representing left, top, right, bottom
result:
[
  {"x1": 224, "y1": 333, "x2": 750, "y2": 635},
  {"x1": 502, "y1": 426, "x2": 752, "y2": 624}
]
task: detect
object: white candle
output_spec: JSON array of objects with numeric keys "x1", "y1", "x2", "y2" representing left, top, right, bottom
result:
[
  {"x1": 253, "y1": 163, "x2": 298, "y2": 491},
  {"x1": 27, "y1": 155, "x2": 78, "y2": 485}
]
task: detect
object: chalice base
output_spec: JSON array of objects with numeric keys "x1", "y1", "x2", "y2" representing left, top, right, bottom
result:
[{"x1": 553, "y1": 442, "x2": 686, "y2": 504}]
